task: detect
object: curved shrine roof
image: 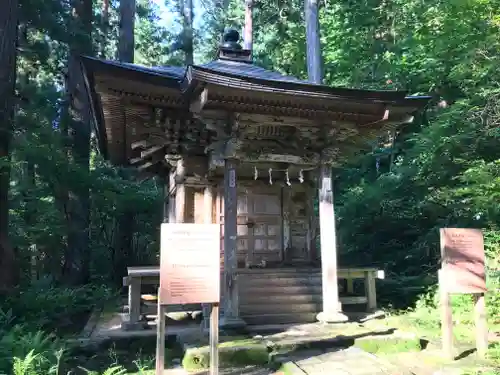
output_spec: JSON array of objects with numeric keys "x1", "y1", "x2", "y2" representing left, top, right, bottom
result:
[{"x1": 78, "y1": 53, "x2": 431, "y2": 169}]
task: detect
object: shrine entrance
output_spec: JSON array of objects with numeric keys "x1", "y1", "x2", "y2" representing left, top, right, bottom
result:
[{"x1": 218, "y1": 187, "x2": 283, "y2": 268}]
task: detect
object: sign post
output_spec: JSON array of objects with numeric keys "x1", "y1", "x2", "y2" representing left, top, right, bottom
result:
[
  {"x1": 439, "y1": 228, "x2": 488, "y2": 359},
  {"x1": 156, "y1": 223, "x2": 220, "y2": 375}
]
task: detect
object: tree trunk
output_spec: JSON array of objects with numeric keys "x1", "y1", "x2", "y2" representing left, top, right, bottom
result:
[
  {"x1": 118, "y1": 0, "x2": 135, "y2": 62},
  {"x1": 99, "y1": 0, "x2": 110, "y2": 57},
  {"x1": 182, "y1": 0, "x2": 194, "y2": 65},
  {"x1": 61, "y1": 0, "x2": 93, "y2": 285},
  {"x1": 243, "y1": 0, "x2": 253, "y2": 52},
  {"x1": 113, "y1": 0, "x2": 136, "y2": 285},
  {"x1": 0, "y1": 0, "x2": 19, "y2": 293}
]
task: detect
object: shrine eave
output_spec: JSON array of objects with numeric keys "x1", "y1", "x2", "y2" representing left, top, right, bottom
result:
[
  {"x1": 80, "y1": 55, "x2": 432, "y2": 105},
  {"x1": 78, "y1": 55, "x2": 432, "y2": 167}
]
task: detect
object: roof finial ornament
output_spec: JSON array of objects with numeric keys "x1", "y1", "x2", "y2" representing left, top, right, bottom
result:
[
  {"x1": 221, "y1": 28, "x2": 242, "y2": 50},
  {"x1": 218, "y1": 27, "x2": 252, "y2": 62}
]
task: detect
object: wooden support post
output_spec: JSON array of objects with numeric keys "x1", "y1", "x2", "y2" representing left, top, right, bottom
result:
[
  {"x1": 220, "y1": 158, "x2": 245, "y2": 329},
  {"x1": 305, "y1": 184, "x2": 316, "y2": 263},
  {"x1": 210, "y1": 303, "x2": 220, "y2": 375},
  {"x1": 125, "y1": 277, "x2": 141, "y2": 329},
  {"x1": 168, "y1": 169, "x2": 176, "y2": 223},
  {"x1": 316, "y1": 165, "x2": 347, "y2": 323},
  {"x1": 365, "y1": 272, "x2": 377, "y2": 311},
  {"x1": 346, "y1": 279, "x2": 354, "y2": 295},
  {"x1": 175, "y1": 159, "x2": 185, "y2": 223},
  {"x1": 155, "y1": 300, "x2": 166, "y2": 375},
  {"x1": 202, "y1": 186, "x2": 214, "y2": 332},
  {"x1": 162, "y1": 171, "x2": 169, "y2": 224},
  {"x1": 474, "y1": 293, "x2": 488, "y2": 359},
  {"x1": 282, "y1": 186, "x2": 291, "y2": 263},
  {"x1": 439, "y1": 270, "x2": 454, "y2": 360}
]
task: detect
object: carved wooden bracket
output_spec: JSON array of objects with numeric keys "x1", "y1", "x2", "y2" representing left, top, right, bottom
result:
[{"x1": 190, "y1": 87, "x2": 208, "y2": 114}]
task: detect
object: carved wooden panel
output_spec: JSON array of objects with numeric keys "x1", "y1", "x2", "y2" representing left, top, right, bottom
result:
[
  {"x1": 218, "y1": 188, "x2": 252, "y2": 265},
  {"x1": 286, "y1": 188, "x2": 310, "y2": 261},
  {"x1": 252, "y1": 194, "x2": 281, "y2": 215}
]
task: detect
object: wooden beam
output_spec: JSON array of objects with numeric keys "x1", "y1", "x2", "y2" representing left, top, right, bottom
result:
[
  {"x1": 190, "y1": 87, "x2": 208, "y2": 114},
  {"x1": 137, "y1": 160, "x2": 161, "y2": 172},
  {"x1": 141, "y1": 144, "x2": 165, "y2": 159},
  {"x1": 131, "y1": 140, "x2": 151, "y2": 150}
]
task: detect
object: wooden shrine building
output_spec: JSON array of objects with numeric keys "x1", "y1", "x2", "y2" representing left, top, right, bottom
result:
[{"x1": 78, "y1": 29, "x2": 430, "y2": 328}]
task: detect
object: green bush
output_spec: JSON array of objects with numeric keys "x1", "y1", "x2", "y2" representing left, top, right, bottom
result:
[
  {"x1": 0, "y1": 284, "x2": 114, "y2": 333},
  {"x1": 0, "y1": 327, "x2": 63, "y2": 375}
]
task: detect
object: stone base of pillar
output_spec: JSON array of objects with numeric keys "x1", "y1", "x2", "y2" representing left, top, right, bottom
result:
[{"x1": 316, "y1": 311, "x2": 349, "y2": 324}]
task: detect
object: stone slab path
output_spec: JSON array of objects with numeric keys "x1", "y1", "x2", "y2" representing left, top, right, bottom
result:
[
  {"x1": 283, "y1": 347, "x2": 410, "y2": 375},
  {"x1": 163, "y1": 365, "x2": 274, "y2": 374}
]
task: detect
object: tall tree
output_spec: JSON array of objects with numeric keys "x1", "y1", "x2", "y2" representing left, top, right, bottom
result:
[
  {"x1": 118, "y1": 0, "x2": 136, "y2": 62},
  {"x1": 243, "y1": 0, "x2": 253, "y2": 52},
  {"x1": 62, "y1": 0, "x2": 93, "y2": 285},
  {"x1": 0, "y1": 0, "x2": 20, "y2": 292},
  {"x1": 181, "y1": 0, "x2": 194, "y2": 64},
  {"x1": 113, "y1": 0, "x2": 136, "y2": 285}
]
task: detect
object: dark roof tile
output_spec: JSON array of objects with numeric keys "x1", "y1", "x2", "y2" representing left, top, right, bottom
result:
[{"x1": 198, "y1": 60, "x2": 306, "y2": 83}]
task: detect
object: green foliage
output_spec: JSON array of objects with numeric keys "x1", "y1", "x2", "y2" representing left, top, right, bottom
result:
[
  {"x1": 1, "y1": 284, "x2": 114, "y2": 332},
  {"x1": 355, "y1": 337, "x2": 423, "y2": 355},
  {"x1": 0, "y1": 328, "x2": 63, "y2": 375}
]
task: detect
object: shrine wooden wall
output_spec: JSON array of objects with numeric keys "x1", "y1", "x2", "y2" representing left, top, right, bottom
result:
[{"x1": 171, "y1": 183, "x2": 314, "y2": 266}]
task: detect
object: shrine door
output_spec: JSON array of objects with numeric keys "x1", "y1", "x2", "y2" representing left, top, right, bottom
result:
[{"x1": 219, "y1": 189, "x2": 282, "y2": 267}]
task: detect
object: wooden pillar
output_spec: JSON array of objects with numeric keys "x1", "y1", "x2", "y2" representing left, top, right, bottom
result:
[
  {"x1": 306, "y1": 183, "x2": 317, "y2": 263},
  {"x1": 282, "y1": 186, "x2": 291, "y2": 263},
  {"x1": 201, "y1": 185, "x2": 214, "y2": 331},
  {"x1": 175, "y1": 159, "x2": 185, "y2": 223},
  {"x1": 220, "y1": 159, "x2": 245, "y2": 329},
  {"x1": 365, "y1": 272, "x2": 377, "y2": 311},
  {"x1": 316, "y1": 165, "x2": 348, "y2": 323},
  {"x1": 168, "y1": 169, "x2": 176, "y2": 223}
]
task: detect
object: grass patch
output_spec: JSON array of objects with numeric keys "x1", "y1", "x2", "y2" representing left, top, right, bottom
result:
[
  {"x1": 354, "y1": 336, "x2": 423, "y2": 354},
  {"x1": 182, "y1": 338, "x2": 270, "y2": 372},
  {"x1": 65, "y1": 335, "x2": 183, "y2": 374}
]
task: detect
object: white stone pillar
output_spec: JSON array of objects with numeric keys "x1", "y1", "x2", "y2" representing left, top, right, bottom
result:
[{"x1": 316, "y1": 165, "x2": 348, "y2": 323}]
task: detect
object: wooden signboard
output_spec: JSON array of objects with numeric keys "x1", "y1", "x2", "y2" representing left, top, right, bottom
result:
[
  {"x1": 159, "y1": 223, "x2": 220, "y2": 305},
  {"x1": 438, "y1": 228, "x2": 488, "y2": 360},
  {"x1": 440, "y1": 228, "x2": 487, "y2": 294},
  {"x1": 156, "y1": 223, "x2": 220, "y2": 375}
]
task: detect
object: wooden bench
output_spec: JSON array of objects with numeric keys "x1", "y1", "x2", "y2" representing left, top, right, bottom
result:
[
  {"x1": 338, "y1": 267, "x2": 385, "y2": 312},
  {"x1": 122, "y1": 266, "x2": 384, "y2": 329}
]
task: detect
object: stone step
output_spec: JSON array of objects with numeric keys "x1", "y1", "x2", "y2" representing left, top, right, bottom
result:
[
  {"x1": 239, "y1": 271, "x2": 321, "y2": 279},
  {"x1": 241, "y1": 301, "x2": 321, "y2": 315},
  {"x1": 239, "y1": 275, "x2": 322, "y2": 287},
  {"x1": 240, "y1": 293, "x2": 323, "y2": 305},
  {"x1": 240, "y1": 285, "x2": 322, "y2": 296},
  {"x1": 241, "y1": 312, "x2": 318, "y2": 326}
]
